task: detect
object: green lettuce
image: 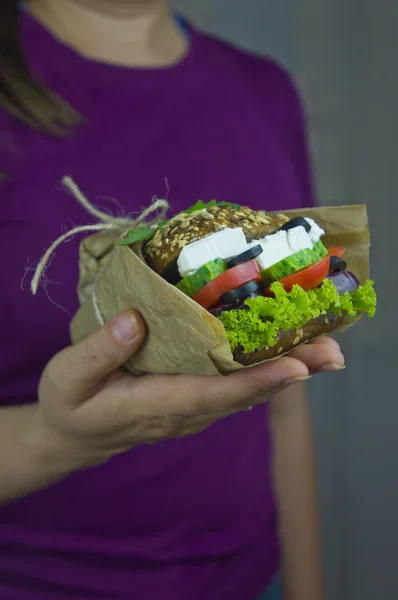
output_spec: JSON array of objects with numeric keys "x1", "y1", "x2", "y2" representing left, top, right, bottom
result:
[
  {"x1": 350, "y1": 279, "x2": 377, "y2": 317},
  {"x1": 218, "y1": 279, "x2": 377, "y2": 353}
]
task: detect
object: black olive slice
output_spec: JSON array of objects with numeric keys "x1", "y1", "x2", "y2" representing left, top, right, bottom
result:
[
  {"x1": 280, "y1": 217, "x2": 311, "y2": 233},
  {"x1": 329, "y1": 255, "x2": 347, "y2": 273},
  {"x1": 210, "y1": 300, "x2": 247, "y2": 318},
  {"x1": 221, "y1": 280, "x2": 260, "y2": 304},
  {"x1": 226, "y1": 244, "x2": 263, "y2": 268}
]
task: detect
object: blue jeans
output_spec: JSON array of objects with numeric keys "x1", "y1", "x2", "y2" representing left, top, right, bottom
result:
[{"x1": 256, "y1": 574, "x2": 283, "y2": 600}]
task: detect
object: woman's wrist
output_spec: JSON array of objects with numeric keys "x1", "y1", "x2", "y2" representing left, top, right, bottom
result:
[
  {"x1": 0, "y1": 404, "x2": 79, "y2": 504},
  {"x1": 25, "y1": 404, "x2": 98, "y2": 477}
]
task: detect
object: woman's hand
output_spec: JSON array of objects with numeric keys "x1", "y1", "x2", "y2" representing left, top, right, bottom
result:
[{"x1": 36, "y1": 309, "x2": 345, "y2": 471}]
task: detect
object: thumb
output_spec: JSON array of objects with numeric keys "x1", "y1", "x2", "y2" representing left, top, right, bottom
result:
[{"x1": 66, "y1": 309, "x2": 146, "y2": 389}]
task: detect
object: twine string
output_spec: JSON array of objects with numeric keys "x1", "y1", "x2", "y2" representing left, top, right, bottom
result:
[{"x1": 30, "y1": 176, "x2": 169, "y2": 295}]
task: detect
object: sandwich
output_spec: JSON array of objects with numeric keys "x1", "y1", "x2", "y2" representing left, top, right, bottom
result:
[{"x1": 120, "y1": 201, "x2": 376, "y2": 367}]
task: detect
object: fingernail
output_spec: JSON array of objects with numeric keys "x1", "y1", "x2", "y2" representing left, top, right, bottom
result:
[
  {"x1": 283, "y1": 375, "x2": 312, "y2": 385},
  {"x1": 318, "y1": 363, "x2": 346, "y2": 372},
  {"x1": 112, "y1": 311, "x2": 138, "y2": 343}
]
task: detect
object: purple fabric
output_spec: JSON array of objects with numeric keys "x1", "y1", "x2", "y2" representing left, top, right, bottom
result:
[{"x1": 0, "y1": 13, "x2": 314, "y2": 600}]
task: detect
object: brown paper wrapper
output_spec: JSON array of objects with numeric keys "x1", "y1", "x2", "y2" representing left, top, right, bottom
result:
[{"x1": 70, "y1": 205, "x2": 370, "y2": 376}]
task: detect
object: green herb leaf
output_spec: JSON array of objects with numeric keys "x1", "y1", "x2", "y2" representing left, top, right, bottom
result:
[
  {"x1": 218, "y1": 201, "x2": 242, "y2": 210},
  {"x1": 117, "y1": 220, "x2": 169, "y2": 247},
  {"x1": 182, "y1": 200, "x2": 241, "y2": 214},
  {"x1": 117, "y1": 227, "x2": 156, "y2": 246},
  {"x1": 158, "y1": 220, "x2": 168, "y2": 231}
]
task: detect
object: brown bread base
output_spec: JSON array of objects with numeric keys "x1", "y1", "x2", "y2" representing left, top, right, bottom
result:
[{"x1": 233, "y1": 311, "x2": 360, "y2": 366}]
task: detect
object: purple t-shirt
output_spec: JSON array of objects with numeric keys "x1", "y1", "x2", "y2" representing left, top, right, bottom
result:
[{"x1": 0, "y1": 13, "x2": 314, "y2": 600}]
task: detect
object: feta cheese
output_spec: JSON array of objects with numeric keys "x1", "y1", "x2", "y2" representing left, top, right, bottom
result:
[
  {"x1": 286, "y1": 225, "x2": 313, "y2": 253},
  {"x1": 177, "y1": 227, "x2": 247, "y2": 278},
  {"x1": 305, "y1": 218, "x2": 325, "y2": 243},
  {"x1": 249, "y1": 230, "x2": 291, "y2": 271},
  {"x1": 250, "y1": 226, "x2": 313, "y2": 271}
]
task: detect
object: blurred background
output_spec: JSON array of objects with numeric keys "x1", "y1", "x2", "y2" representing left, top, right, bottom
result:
[{"x1": 173, "y1": 1, "x2": 397, "y2": 599}]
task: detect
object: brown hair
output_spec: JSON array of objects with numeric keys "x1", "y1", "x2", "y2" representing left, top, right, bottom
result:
[{"x1": 0, "y1": 0, "x2": 81, "y2": 134}]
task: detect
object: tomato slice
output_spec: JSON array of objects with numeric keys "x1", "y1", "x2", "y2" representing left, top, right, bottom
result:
[
  {"x1": 265, "y1": 254, "x2": 331, "y2": 295},
  {"x1": 327, "y1": 246, "x2": 345, "y2": 258},
  {"x1": 192, "y1": 260, "x2": 262, "y2": 309},
  {"x1": 264, "y1": 246, "x2": 346, "y2": 296}
]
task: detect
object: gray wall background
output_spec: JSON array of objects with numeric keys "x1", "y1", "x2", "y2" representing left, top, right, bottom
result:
[{"x1": 173, "y1": 1, "x2": 397, "y2": 599}]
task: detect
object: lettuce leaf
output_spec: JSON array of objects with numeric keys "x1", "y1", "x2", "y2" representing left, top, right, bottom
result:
[
  {"x1": 350, "y1": 279, "x2": 377, "y2": 317},
  {"x1": 218, "y1": 279, "x2": 377, "y2": 353}
]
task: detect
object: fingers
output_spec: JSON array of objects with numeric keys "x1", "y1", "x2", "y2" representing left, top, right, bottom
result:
[
  {"x1": 308, "y1": 336, "x2": 341, "y2": 350},
  {"x1": 55, "y1": 310, "x2": 146, "y2": 394},
  {"x1": 287, "y1": 341, "x2": 345, "y2": 373},
  {"x1": 186, "y1": 356, "x2": 310, "y2": 414},
  {"x1": 96, "y1": 329, "x2": 343, "y2": 431}
]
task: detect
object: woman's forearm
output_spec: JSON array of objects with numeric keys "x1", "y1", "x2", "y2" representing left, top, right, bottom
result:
[
  {"x1": 270, "y1": 383, "x2": 324, "y2": 600},
  {"x1": 0, "y1": 404, "x2": 84, "y2": 505}
]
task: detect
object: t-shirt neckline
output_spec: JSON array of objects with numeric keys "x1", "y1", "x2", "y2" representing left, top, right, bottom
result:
[{"x1": 21, "y1": 9, "x2": 201, "y2": 77}]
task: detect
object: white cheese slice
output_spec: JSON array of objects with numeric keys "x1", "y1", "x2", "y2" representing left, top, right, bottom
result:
[
  {"x1": 250, "y1": 226, "x2": 313, "y2": 271},
  {"x1": 177, "y1": 227, "x2": 248, "y2": 278},
  {"x1": 249, "y1": 231, "x2": 291, "y2": 271},
  {"x1": 286, "y1": 225, "x2": 313, "y2": 253},
  {"x1": 305, "y1": 217, "x2": 325, "y2": 243}
]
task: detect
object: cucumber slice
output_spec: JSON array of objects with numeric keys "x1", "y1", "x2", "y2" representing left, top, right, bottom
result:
[
  {"x1": 176, "y1": 258, "x2": 226, "y2": 297},
  {"x1": 261, "y1": 240, "x2": 328, "y2": 284}
]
